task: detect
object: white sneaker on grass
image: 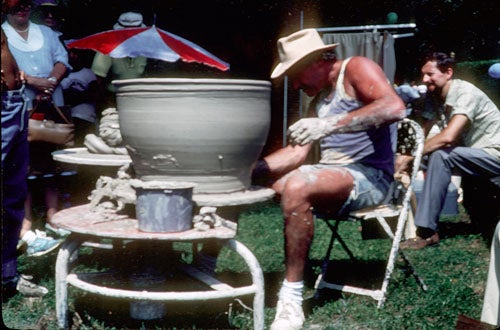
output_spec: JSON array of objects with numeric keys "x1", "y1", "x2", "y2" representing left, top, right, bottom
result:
[
  {"x1": 16, "y1": 274, "x2": 49, "y2": 297},
  {"x1": 270, "y1": 299, "x2": 305, "y2": 330},
  {"x1": 26, "y1": 230, "x2": 62, "y2": 257}
]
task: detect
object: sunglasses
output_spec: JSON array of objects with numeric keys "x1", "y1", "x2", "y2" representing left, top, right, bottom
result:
[{"x1": 9, "y1": 2, "x2": 32, "y2": 14}]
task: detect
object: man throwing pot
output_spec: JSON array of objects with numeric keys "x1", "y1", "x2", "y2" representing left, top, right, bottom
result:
[{"x1": 252, "y1": 29, "x2": 405, "y2": 330}]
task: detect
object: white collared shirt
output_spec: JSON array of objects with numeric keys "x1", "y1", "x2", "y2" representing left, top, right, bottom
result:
[{"x1": 2, "y1": 21, "x2": 70, "y2": 108}]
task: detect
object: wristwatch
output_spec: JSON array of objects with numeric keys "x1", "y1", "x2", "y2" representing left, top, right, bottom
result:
[{"x1": 47, "y1": 76, "x2": 57, "y2": 83}]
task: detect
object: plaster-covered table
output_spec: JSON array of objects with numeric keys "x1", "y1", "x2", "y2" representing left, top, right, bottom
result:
[
  {"x1": 53, "y1": 187, "x2": 274, "y2": 329},
  {"x1": 52, "y1": 147, "x2": 131, "y2": 167},
  {"x1": 52, "y1": 148, "x2": 132, "y2": 204}
]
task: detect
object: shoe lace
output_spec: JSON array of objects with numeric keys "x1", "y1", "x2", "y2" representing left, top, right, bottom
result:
[
  {"x1": 16, "y1": 275, "x2": 48, "y2": 296},
  {"x1": 34, "y1": 230, "x2": 52, "y2": 239},
  {"x1": 276, "y1": 301, "x2": 297, "y2": 320},
  {"x1": 19, "y1": 275, "x2": 38, "y2": 289},
  {"x1": 20, "y1": 274, "x2": 33, "y2": 281}
]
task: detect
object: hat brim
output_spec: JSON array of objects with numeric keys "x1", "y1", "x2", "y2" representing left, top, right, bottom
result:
[
  {"x1": 271, "y1": 43, "x2": 338, "y2": 79},
  {"x1": 113, "y1": 23, "x2": 146, "y2": 30}
]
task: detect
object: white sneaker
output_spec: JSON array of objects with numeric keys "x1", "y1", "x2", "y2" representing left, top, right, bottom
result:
[
  {"x1": 26, "y1": 230, "x2": 62, "y2": 257},
  {"x1": 270, "y1": 299, "x2": 305, "y2": 330},
  {"x1": 16, "y1": 274, "x2": 49, "y2": 297}
]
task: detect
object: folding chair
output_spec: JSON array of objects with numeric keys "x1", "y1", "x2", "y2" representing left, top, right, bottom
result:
[{"x1": 314, "y1": 118, "x2": 427, "y2": 308}]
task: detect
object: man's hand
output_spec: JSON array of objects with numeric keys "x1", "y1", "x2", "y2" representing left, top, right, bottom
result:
[
  {"x1": 288, "y1": 118, "x2": 330, "y2": 145},
  {"x1": 26, "y1": 76, "x2": 56, "y2": 95},
  {"x1": 394, "y1": 154, "x2": 415, "y2": 179},
  {"x1": 288, "y1": 117, "x2": 340, "y2": 146}
]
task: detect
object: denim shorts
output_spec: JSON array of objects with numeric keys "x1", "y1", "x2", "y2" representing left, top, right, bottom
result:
[{"x1": 298, "y1": 162, "x2": 392, "y2": 216}]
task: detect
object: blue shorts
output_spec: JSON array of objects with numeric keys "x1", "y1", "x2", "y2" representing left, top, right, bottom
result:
[{"x1": 298, "y1": 163, "x2": 392, "y2": 216}]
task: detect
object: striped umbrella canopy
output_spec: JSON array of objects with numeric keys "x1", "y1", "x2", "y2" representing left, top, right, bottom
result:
[{"x1": 67, "y1": 26, "x2": 230, "y2": 71}]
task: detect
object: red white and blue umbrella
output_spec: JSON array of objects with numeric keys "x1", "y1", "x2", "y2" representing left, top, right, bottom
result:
[{"x1": 66, "y1": 26, "x2": 230, "y2": 71}]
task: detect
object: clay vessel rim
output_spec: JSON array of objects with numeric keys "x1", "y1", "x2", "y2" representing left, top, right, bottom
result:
[{"x1": 112, "y1": 77, "x2": 271, "y2": 87}]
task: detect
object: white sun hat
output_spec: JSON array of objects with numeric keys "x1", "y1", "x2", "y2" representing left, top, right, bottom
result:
[
  {"x1": 113, "y1": 12, "x2": 146, "y2": 30},
  {"x1": 271, "y1": 28, "x2": 338, "y2": 79}
]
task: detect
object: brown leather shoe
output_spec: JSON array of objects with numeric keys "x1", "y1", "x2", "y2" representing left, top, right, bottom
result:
[{"x1": 400, "y1": 232, "x2": 439, "y2": 250}]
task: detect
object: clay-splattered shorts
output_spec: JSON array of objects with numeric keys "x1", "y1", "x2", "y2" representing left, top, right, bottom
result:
[{"x1": 298, "y1": 162, "x2": 392, "y2": 216}]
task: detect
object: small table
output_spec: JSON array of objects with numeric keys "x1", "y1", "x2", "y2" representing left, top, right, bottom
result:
[
  {"x1": 54, "y1": 188, "x2": 274, "y2": 330},
  {"x1": 52, "y1": 147, "x2": 131, "y2": 167},
  {"x1": 52, "y1": 148, "x2": 132, "y2": 204}
]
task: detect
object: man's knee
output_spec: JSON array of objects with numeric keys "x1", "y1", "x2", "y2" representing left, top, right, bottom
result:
[
  {"x1": 427, "y1": 148, "x2": 462, "y2": 174},
  {"x1": 281, "y1": 175, "x2": 312, "y2": 214},
  {"x1": 428, "y1": 148, "x2": 449, "y2": 164},
  {"x1": 283, "y1": 175, "x2": 309, "y2": 196}
]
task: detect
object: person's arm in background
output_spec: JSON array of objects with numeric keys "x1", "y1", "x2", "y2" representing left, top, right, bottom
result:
[
  {"x1": 90, "y1": 52, "x2": 115, "y2": 110},
  {"x1": 91, "y1": 52, "x2": 111, "y2": 85},
  {"x1": 24, "y1": 61, "x2": 67, "y2": 96},
  {"x1": 25, "y1": 27, "x2": 69, "y2": 98},
  {"x1": 1, "y1": 27, "x2": 24, "y2": 90},
  {"x1": 422, "y1": 114, "x2": 469, "y2": 155}
]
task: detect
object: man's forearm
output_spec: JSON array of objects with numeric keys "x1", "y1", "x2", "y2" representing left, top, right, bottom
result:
[
  {"x1": 264, "y1": 144, "x2": 311, "y2": 175},
  {"x1": 48, "y1": 62, "x2": 68, "y2": 82},
  {"x1": 422, "y1": 115, "x2": 468, "y2": 155},
  {"x1": 423, "y1": 134, "x2": 454, "y2": 155}
]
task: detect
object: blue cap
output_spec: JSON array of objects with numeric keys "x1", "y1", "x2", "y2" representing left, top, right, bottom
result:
[{"x1": 488, "y1": 63, "x2": 500, "y2": 79}]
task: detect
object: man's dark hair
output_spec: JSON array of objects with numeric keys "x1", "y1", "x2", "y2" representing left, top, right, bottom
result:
[{"x1": 423, "y1": 52, "x2": 456, "y2": 73}]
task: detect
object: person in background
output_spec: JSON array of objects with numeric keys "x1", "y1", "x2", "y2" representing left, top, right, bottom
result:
[
  {"x1": 2, "y1": 0, "x2": 49, "y2": 300},
  {"x1": 399, "y1": 52, "x2": 500, "y2": 250},
  {"x1": 481, "y1": 221, "x2": 500, "y2": 327},
  {"x1": 395, "y1": 83, "x2": 422, "y2": 116},
  {"x1": 481, "y1": 64, "x2": 500, "y2": 327},
  {"x1": 31, "y1": 0, "x2": 65, "y2": 38},
  {"x1": 2, "y1": 0, "x2": 70, "y2": 254},
  {"x1": 91, "y1": 11, "x2": 147, "y2": 111},
  {"x1": 60, "y1": 48, "x2": 98, "y2": 146},
  {"x1": 252, "y1": 29, "x2": 405, "y2": 330}
]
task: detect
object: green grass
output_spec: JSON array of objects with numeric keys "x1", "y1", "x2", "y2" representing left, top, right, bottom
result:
[{"x1": 2, "y1": 202, "x2": 492, "y2": 329}]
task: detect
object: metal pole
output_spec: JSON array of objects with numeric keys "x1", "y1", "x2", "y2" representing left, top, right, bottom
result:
[
  {"x1": 282, "y1": 76, "x2": 288, "y2": 147},
  {"x1": 316, "y1": 23, "x2": 416, "y2": 33},
  {"x1": 298, "y1": 10, "x2": 304, "y2": 119}
]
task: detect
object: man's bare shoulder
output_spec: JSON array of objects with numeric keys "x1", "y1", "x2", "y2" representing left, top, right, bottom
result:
[
  {"x1": 345, "y1": 56, "x2": 383, "y2": 74},
  {"x1": 345, "y1": 56, "x2": 390, "y2": 90},
  {"x1": 348, "y1": 56, "x2": 378, "y2": 65}
]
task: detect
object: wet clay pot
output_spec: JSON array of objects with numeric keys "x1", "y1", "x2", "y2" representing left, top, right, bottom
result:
[{"x1": 114, "y1": 78, "x2": 271, "y2": 194}]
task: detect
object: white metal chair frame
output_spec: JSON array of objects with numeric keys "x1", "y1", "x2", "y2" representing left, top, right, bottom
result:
[{"x1": 314, "y1": 118, "x2": 427, "y2": 308}]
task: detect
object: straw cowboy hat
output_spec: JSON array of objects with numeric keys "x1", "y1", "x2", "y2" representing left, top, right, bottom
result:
[{"x1": 271, "y1": 28, "x2": 338, "y2": 79}]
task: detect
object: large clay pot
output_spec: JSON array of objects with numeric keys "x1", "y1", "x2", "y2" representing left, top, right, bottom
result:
[{"x1": 114, "y1": 78, "x2": 271, "y2": 194}]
